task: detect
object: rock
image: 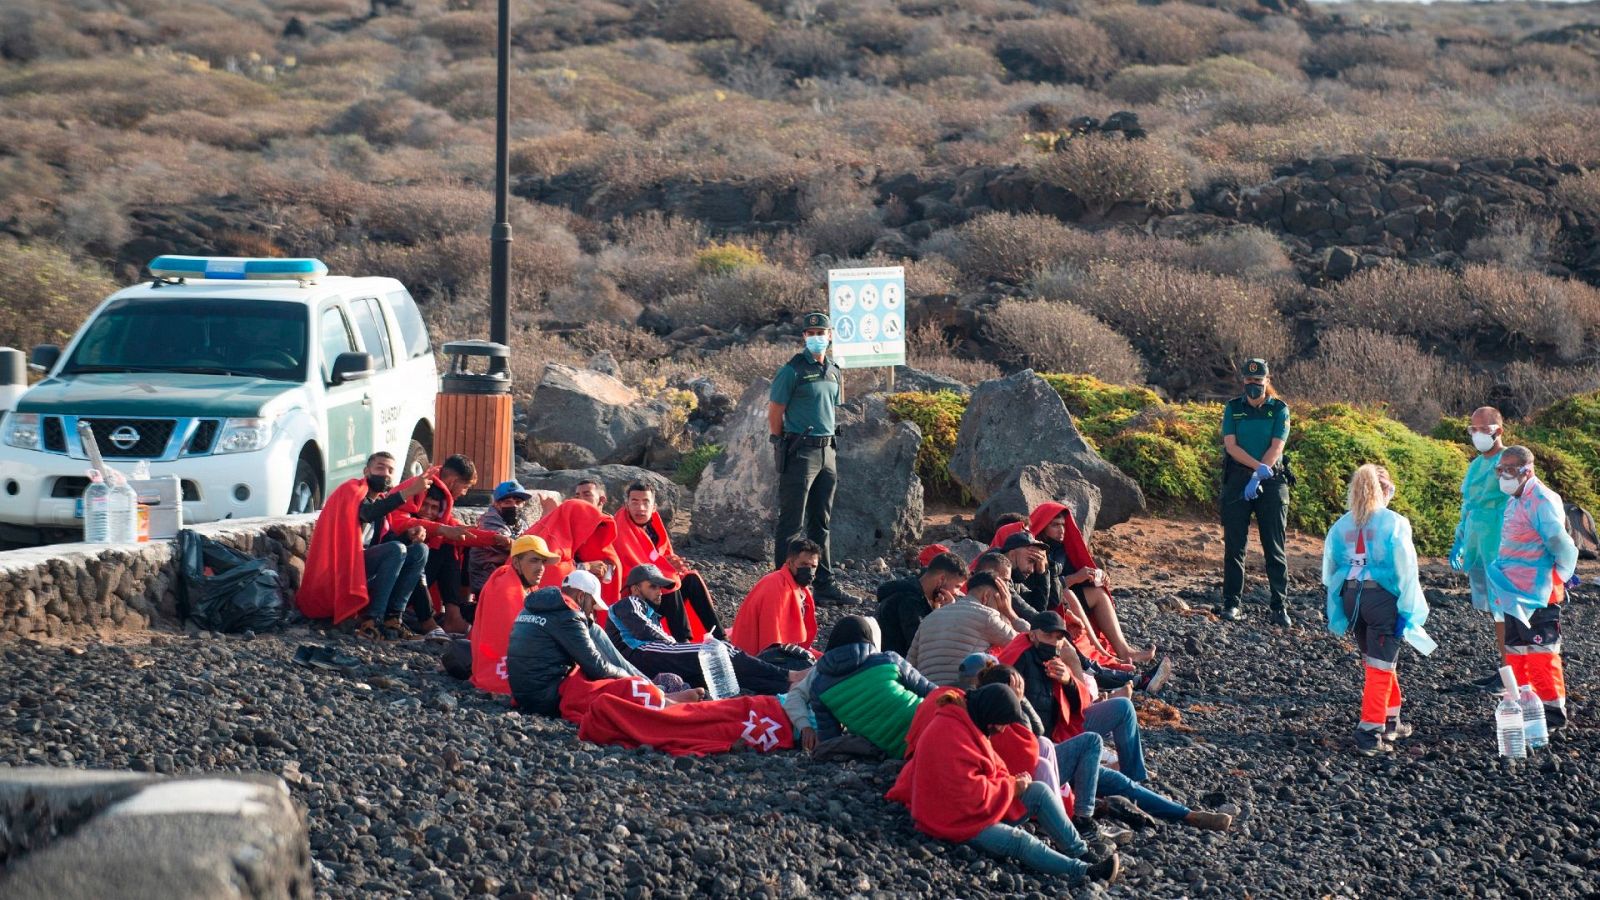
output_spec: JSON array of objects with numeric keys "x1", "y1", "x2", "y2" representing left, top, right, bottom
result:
[
  {"x1": 972, "y1": 461, "x2": 1103, "y2": 543},
  {"x1": 890, "y1": 365, "x2": 970, "y2": 397},
  {"x1": 586, "y1": 351, "x2": 620, "y2": 377},
  {"x1": 944, "y1": 538, "x2": 989, "y2": 565},
  {"x1": 948, "y1": 370, "x2": 1144, "y2": 526},
  {"x1": 691, "y1": 380, "x2": 779, "y2": 561},
  {"x1": 831, "y1": 396, "x2": 924, "y2": 560},
  {"x1": 516, "y1": 464, "x2": 688, "y2": 525},
  {"x1": 525, "y1": 364, "x2": 674, "y2": 467},
  {"x1": 1322, "y1": 246, "x2": 1360, "y2": 280}
]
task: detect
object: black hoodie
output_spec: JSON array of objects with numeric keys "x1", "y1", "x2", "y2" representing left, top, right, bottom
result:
[{"x1": 505, "y1": 587, "x2": 632, "y2": 716}]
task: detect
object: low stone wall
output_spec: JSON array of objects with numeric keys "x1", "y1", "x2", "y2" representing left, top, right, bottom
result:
[{"x1": 0, "y1": 516, "x2": 316, "y2": 640}]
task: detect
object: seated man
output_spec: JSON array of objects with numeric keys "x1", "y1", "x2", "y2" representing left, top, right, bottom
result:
[
  {"x1": 574, "y1": 478, "x2": 608, "y2": 512},
  {"x1": 526, "y1": 497, "x2": 622, "y2": 610},
  {"x1": 607, "y1": 564, "x2": 805, "y2": 695},
  {"x1": 612, "y1": 482, "x2": 725, "y2": 641},
  {"x1": 470, "y1": 480, "x2": 535, "y2": 595},
  {"x1": 791, "y1": 616, "x2": 938, "y2": 758},
  {"x1": 471, "y1": 535, "x2": 559, "y2": 696},
  {"x1": 875, "y1": 551, "x2": 968, "y2": 657},
  {"x1": 998, "y1": 531, "x2": 1053, "y2": 620},
  {"x1": 885, "y1": 683, "x2": 1121, "y2": 884},
  {"x1": 392, "y1": 482, "x2": 508, "y2": 637},
  {"x1": 297, "y1": 451, "x2": 430, "y2": 640},
  {"x1": 909, "y1": 571, "x2": 1031, "y2": 686},
  {"x1": 505, "y1": 569, "x2": 699, "y2": 718},
  {"x1": 1032, "y1": 502, "x2": 1154, "y2": 665},
  {"x1": 728, "y1": 537, "x2": 822, "y2": 658},
  {"x1": 1000, "y1": 612, "x2": 1152, "y2": 781}
]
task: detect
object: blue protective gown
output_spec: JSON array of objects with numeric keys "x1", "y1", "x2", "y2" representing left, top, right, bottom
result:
[
  {"x1": 1454, "y1": 450, "x2": 1506, "y2": 610},
  {"x1": 1488, "y1": 476, "x2": 1578, "y2": 625},
  {"x1": 1323, "y1": 508, "x2": 1437, "y2": 655}
]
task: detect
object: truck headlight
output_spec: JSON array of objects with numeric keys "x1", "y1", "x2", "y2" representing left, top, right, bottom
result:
[
  {"x1": 216, "y1": 417, "x2": 276, "y2": 454},
  {"x1": 2, "y1": 413, "x2": 41, "y2": 450}
]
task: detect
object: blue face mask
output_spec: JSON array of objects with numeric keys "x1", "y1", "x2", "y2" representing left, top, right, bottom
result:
[{"x1": 805, "y1": 335, "x2": 829, "y2": 356}]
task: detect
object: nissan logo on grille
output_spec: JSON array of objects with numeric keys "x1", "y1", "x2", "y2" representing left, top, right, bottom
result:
[{"x1": 109, "y1": 426, "x2": 142, "y2": 450}]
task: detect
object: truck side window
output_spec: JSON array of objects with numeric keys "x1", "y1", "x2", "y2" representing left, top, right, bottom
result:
[
  {"x1": 349, "y1": 299, "x2": 392, "y2": 371},
  {"x1": 319, "y1": 307, "x2": 355, "y2": 384},
  {"x1": 387, "y1": 289, "x2": 431, "y2": 360}
]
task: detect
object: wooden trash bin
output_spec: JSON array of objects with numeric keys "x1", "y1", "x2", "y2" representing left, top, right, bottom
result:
[{"x1": 434, "y1": 341, "x2": 513, "y2": 497}]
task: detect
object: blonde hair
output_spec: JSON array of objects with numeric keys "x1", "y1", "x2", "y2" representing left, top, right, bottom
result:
[{"x1": 1347, "y1": 464, "x2": 1391, "y2": 528}]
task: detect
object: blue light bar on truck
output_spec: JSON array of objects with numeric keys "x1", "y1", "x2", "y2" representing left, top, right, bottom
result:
[{"x1": 148, "y1": 256, "x2": 329, "y2": 282}]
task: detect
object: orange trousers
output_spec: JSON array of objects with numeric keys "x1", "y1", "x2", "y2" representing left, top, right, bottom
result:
[{"x1": 1360, "y1": 665, "x2": 1402, "y2": 730}]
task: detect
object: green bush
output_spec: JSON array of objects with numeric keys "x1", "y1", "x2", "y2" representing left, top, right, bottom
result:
[
  {"x1": 674, "y1": 443, "x2": 724, "y2": 488},
  {"x1": 887, "y1": 391, "x2": 969, "y2": 500}
]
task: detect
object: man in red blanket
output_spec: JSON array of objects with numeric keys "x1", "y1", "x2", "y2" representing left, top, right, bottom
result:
[
  {"x1": 297, "y1": 451, "x2": 430, "y2": 640},
  {"x1": 886, "y1": 684, "x2": 1120, "y2": 884},
  {"x1": 1030, "y1": 501, "x2": 1153, "y2": 665},
  {"x1": 471, "y1": 535, "x2": 559, "y2": 696},
  {"x1": 728, "y1": 537, "x2": 821, "y2": 658},
  {"x1": 525, "y1": 498, "x2": 622, "y2": 612},
  {"x1": 612, "y1": 482, "x2": 725, "y2": 641},
  {"x1": 389, "y1": 467, "x2": 511, "y2": 637}
]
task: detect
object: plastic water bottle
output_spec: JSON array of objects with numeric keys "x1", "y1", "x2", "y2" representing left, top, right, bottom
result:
[
  {"x1": 1496, "y1": 666, "x2": 1526, "y2": 760},
  {"x1": 697, "y1": 637, "x2": 741, "y2": 701},
  {"x1": 82, "y1": 470, "x2": 110, "y2": 543},
  {"x1": 1519, "y1": 684, "x2": 1549, "y2": 750},
  {"x1": 107, "y1": 471, "x2": 137, "y2": 544}
]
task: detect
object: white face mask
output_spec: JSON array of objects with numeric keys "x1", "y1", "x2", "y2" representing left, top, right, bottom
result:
[
  {"x1": 1471, "y1": 430, "x2": 1498, "y2": 453},
  {"x1": 1498, "y1": 475, "x2": 1522, "y2": 496}
]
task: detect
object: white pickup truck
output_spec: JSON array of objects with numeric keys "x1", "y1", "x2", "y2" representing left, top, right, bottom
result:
[{"x1": 0, "y1": 256, "x2": 439, "y2": 545}]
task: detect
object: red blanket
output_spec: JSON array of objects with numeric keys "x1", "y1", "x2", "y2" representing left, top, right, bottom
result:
[
  {"x1": 612, "y1": 508, "x2": 708, "y2": 640},
  {"x1": 996, "y1": 634, "x2": 1091, "y2": 742},
  {"x1": 527, "y1": 500, "x2": 621, "y2": 609},
  {"x1": 470, "y1": 564, "x2": 527, "y2": 696},
  {"x1": 577, "y1": 692, "x2": 795, "y2": 757},
  {"x1": 885, "y1": 697, "x2": 1022, "y2": 842},
  {"x1": 558, "y1": 674, "x2": 666, "y2": 723},
  {"x1": 297, "y1": 478, "x2": 369, "y2": 624},
  {"x1": 727, "y1": 567, "x2": 817, "y2": 657}
]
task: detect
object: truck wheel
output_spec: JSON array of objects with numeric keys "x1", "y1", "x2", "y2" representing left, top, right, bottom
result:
[
  {"x1": 404, "y1": 439, "x2": 430, "y2": 480},
  {"x1": 289, "y1": 457, "x2": 322, "y2": 514}
]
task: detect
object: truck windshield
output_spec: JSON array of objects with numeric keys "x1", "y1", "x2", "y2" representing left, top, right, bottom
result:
[{"x1": 62, "y1": 298, "x2": 310, "y2": 382}]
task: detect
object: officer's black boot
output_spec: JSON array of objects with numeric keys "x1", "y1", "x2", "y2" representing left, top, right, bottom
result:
[
  {"x1": 1268, "y1": 604, "x2": 1292, "y2": 628},
  {"x1": 1214, "y1": 599, "x2": 1242, "y2": 621}
]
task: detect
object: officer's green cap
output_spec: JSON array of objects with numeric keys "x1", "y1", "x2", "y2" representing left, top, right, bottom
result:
[
  {"x1": 803, "y1": 312, "x2": 830, "y2": 329},
  {"x1": 1243, "y1": 358, "x2": 1270, "y2": 377}
]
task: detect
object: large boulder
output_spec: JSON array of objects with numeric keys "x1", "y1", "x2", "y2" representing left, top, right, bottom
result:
[
  {"x1": 525, "y1": 364, "x2": 673, "y2": 467},
  {"x1": 833, "y1": 395, "x2": 924, "y2": 560},
  {"x1": 515, "y1": 464, "x2": 687, "y2": 525},
  {"x1": 949, "y1": 370, "x2": 1145, "y2": 528},
  {"x1": 691, "y1": 386, "x2": 925, "y2": 562},
  {"x1": 973, "y1": 461, "x2": 1102, "y2": 544},
  {"x1": 690, "y1": 380, "x2": 778, "y2": 561}
]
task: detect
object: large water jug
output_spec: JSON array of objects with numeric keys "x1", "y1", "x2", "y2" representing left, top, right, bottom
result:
[
  {"x1": 107, "y1": 472, "x2": 138, "y2": 544},
  {"x1": 1519, "y1": 683, "x2": 1549, "y2": 750},
  {"x1": 1496, "y1": 666, "x2": 1526, "y2": 760},
  {"x1": 82, "y1": 470, "x2": 110, "y2": 543},
  {"x1": 698, "y1": 637, "x2": 741, "y2": 701}
]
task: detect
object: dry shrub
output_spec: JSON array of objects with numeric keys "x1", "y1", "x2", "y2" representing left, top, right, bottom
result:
[
  {"x1": 545, "y1": 274, "x2": 643, "y2": 326},
  {"x1": 836, "y1": 11, "x2": 918, "y2": 52},
  {"x1": 1090, "y1": 3, "x2": 1227, "y2": 66},
  {"x1": 929, "y1": 212, "x2": 1086, "y2": 285},
  {"x1": 1210, "y1": 83, "x2": 1326, "y2": 126},
  {"x1": 1305, "y1": 31, "x2": 1431, "y2": 75},
  {"x1": 1554, "y1": 171, "x2": 1600, "y2": 222},
  {"x1": 1461, "y1": 264, "x2": 1600, "y2": 361},
  {"x1": 659, "y1": 265, "x2": 813, "y2": 330},
  {"x1": 566, "y1": 321, "x2": 671, "y2": 361},
  {"x1": 1318, "y1": 266, "x2": 1471, "y2": 341},
  {"x1": 428, "y1": 10, "x2": 498, "y2": 55},
  {"x1": 697, "y1": 341, "x2": 795, "y2": 392},
  {"x1": 1033, "y1": 134, "x2": 1190, "y2": 214},
  {"x1": 1500, "y1": 361, "x2": 1600, "y2": 417},
  {"x1": 510, "y1": 131, "x2": 607, "y2": 178},
  {"x1": 1184, "y1": 228, "x2": 1296, "y2": 283},
  {"x1": 994, "y1": 18, "x2": 1120, "y2": 85},
  {"x1": 1067, "y1": 261, "x2": 1290, "y2": 387},
  {"x1": 804, "y1": 205, "x2": 884, "y2": 258},
  {"x1": 662, "y1": 0, "x2": 772, "y2": 44},
  {"x1": 910, "y1": 351, "x2": 1001, "y2": 386},
  {"x1": 1462, "y1": 215, "x2": 1559, "y2": 271},
  {"x1": 1279, "y1": 327, "x2": 1479, "y2": 432},
  {"x1": 900, "y1": 45, "x2": 1001, "y2": 84},
  {"x1": 983, "y1": 301, "x2": 1147, "y2": 384},
  {"x1": 763, "y1": 25, "x2": 849, "y2": 77},
  {"x1": 1106, "y1": 55, "x2": 1284, "y2": 105},
  {"x1": 0, "y1": 241, "x2": 118, "y2": 350}
]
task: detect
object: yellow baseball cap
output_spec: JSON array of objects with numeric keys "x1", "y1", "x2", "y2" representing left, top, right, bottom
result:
[{"x1": 510, "y1": 534, "x2": 558, "y2": 560}]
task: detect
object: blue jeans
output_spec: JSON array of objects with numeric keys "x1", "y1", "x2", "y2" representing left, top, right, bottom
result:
[
  {"x1": 1097, "y1": 766, "x2": 1189, "y2": 821},
  {"x1": 365, "y1": 542, "x2": 428, "y2": 620},
  {"x1": 1083, "y1": 697, "x2": 1147, "y2": 782},
  {"x1": 969, "y1": 781, "x2": 1089, "y2": 880},
  {"x1": 1053, "y1": 732, "x2": 1104, "y2": 818}
]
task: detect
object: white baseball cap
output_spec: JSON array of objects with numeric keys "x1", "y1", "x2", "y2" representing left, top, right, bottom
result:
[{"x1": 563, "y1": 569, "x2": 602, "y2": 600}]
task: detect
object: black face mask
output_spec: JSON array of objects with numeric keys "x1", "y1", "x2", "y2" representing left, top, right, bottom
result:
[
  {"x1": 1244, "y1": 384, "x2": 1265, "y2": 400},
  {"x1": 366, "y1": 474, "x2": 391, "y2": 495},
  {"x1": 793, "y1": 566, "x2": 816, "y2": 587},
  {"x1": 1031, "y1": 642, "x2": 1059, "y2": 661}
]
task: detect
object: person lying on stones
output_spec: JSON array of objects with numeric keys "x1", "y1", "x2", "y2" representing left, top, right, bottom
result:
[
  {"x1": 612, "y1": 481, "x2": 726, "y2": 643},
  {"x1": 607, "y1": 564, "x2": 807, "y2": 696},
  {"x1": 874, "y1": 551, "x2": 968, "y2": 657},
  {"x1": 728, "y1": 537, "x2": 822, "y2": 659},
  {"x1": 469, "y1": 480, "x2": 535, "y2": 596},
  {"x1": 999, "y1": 611, "x2": 1153, "y2": 782},
  {"x1": 1029, "y1": 501, "x2": 1155, "y2": 666},
  {"x1": 506, "y1": 570, "x2": 701, "y2": 718},
  {"x1": 885, "y1": 683, "x2": 1122, "y2": 885},
  {"x1": 975, "y1": 663, "x2": 1231, "y2": 836},
  {"x1": 471, "y1": 535, "x2": 559, "y2": 696},
  {"x1": 782, "y1": 615, "x2": 938, "y2": 758},
  {"x1": 297, "y1": 450, "x2": 430, "y2": 640},
  {"x1": 907, "y1": 571, "x2": 1031, "y2": 687},
  {"x1": 391, "y1": 480, "x2": 508, "y2": 638}
]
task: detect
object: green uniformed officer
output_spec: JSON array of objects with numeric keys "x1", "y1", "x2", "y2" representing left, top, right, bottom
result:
[
  {"x1": 768, "y1": 312, "x2": 851, "y2": 605},
  {"x1": 1215, "y1": 358, "x2": 1293, "y2": 626}
]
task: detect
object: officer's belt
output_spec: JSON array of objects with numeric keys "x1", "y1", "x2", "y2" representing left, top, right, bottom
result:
[{"x1": 786, "y1": 435, "x2": 836, "y2": 448}]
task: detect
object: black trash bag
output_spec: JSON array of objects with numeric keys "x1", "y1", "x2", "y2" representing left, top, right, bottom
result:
[{"x1": 175, "y1": 529, "x2": 286, "y2": 632}]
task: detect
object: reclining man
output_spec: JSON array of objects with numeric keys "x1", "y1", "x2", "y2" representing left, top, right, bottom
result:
[
  {"x1": 297, "y1": 451, "x2": 430, "y2": 640},
  {"x1": 784, "y1": 616, "x2": 939, "y2": 758},
  {"x1": 875, "y1": 551, "x2": 969, "y2": 657},
  {"x1": 612, "y1": 482, "x2": 726, "y2": 641},
  {"x1": 608, "y1": 564, "x2": 807, "y2": 696}
]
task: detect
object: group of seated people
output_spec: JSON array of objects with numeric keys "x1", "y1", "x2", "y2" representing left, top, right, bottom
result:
[{"x1": 297, "y1": 458, "x2": 1219, "y2": 886}]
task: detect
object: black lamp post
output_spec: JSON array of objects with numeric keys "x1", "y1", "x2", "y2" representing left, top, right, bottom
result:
[{"x1": 489, "y1": 0, "x2": 512, "y2": 349}]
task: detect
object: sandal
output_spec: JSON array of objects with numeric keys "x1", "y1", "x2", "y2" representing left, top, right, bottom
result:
[{"x1": 354, "y1": 619, "x2": 385, "y2": 642}]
